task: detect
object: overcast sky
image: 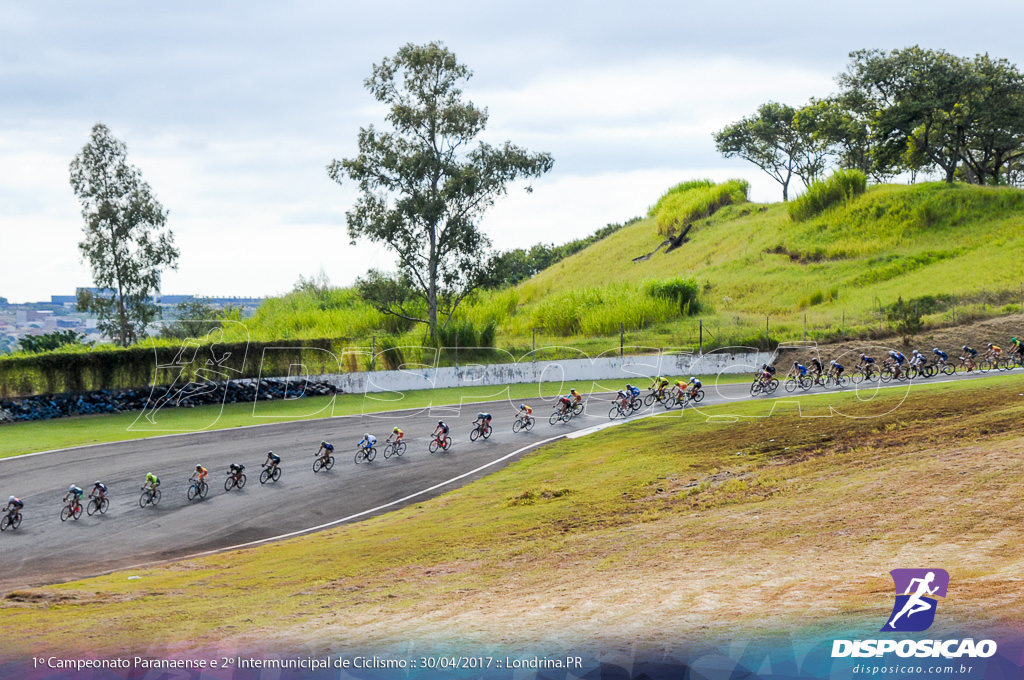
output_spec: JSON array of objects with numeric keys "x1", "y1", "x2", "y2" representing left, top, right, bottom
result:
[{"x1": 3, "y1": 1, "x2": 1024, "y2": 303}]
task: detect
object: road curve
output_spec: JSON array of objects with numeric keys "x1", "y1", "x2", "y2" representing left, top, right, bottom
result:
[{"x1": 0, "y1": 370, "x2": 995, "y2": 593}]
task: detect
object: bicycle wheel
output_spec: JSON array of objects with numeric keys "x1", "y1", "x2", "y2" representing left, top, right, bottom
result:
[
  {"x1": 61, "y1": 505, "x2": 72, "y2": 522},
  {"x1": 572, "y1": 402, "x2": 584, "y2": 416},
  {"x1": 87, "y1": 498, "x2": 99, "y2": 516},
  {"x1": 482, "y1": 425, "x2": 492, "y2": 439},
  {"x1": 470, "y1": 427, "x2": 481, "y2": 442},
  {"x1": 608, "y1": 405, "x2": 623, "y2": 420},
  {"x1": 139, "y1": 490, "x2": 150, "y2": 508},
  {"x1": 0, "y1": 515, "x2": 9, "y2": 531},
  {"x1": 442, "y1": 436, "x2": 451, "y2": 451},
  {"x1": 237, "y1": 474, "x2": 246, "y2": 488},
  {"x1": 644, "y1": 393, "x2": 656, "y2": 406},
  {"x1": 260, "y1": 468, "x2": 272, "y2": 484},
  {"x1": 152, "y1": 489, "x2": 161, "y2": 505},
  {"x1": 73, "y1": 503, "x2": 83, "y2": 519},
  {"x1": 354, "y1": 450, "x2": 365, "y2": 464},
  {"x1": 784, "y1": 377, "x2": 797, "y2": 393},
  {"x1": 513, "y1": 418, "x2": 523, "y2": 432},
  {"x1": 188, "y1": 483, "x2": 200, "y2": 500},
  {"x1": 692, "y1": 389, "x2": 705, "y2": 403},
  {"x1": 395, "y1": 441, "x2": 406, "y2": 457},
  {"x1": 629, "y1": 397, "x2": 643, "y2": 411},
  {"x1": 383, "y1": 443, "x2": 394, "y2": 459},
  {"x1": 225, "y1": 475, "x2": 236, "y2": 491},
  {"x1": 313, "y1": 458, "x2": 324, "y2": 473},
  {"x1": 941, "y1": 364, "x2": 955, "y2": 376},
  {"x1": 199, "y1": 481, "x2": 208, "y2": 498},
  {"x1": 429, "y1": 439, "x2": 439, "y2": 453},
  {"x1": 549, "y1": 411, "x2": 561, "y2": 425}
]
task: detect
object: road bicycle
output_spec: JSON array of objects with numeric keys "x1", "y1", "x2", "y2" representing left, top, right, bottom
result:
[
  {"x1": 139, "y1": 485, "x2": 161, "y2": 508},
  {"x1": 0, "y1": 510, "x2": 22, "y2": 531},
  {"x1": 549, "y1": 403, "x2": 575, "y2": 425},
  {"x1": 313, "y1": 451, "x2": 335, "y2": 473},
  {"x1": 428, "y1": 433, "x2": 452, "y2": 453},
  {"x1": 187, "y1": 478, "x2": 209, "y2": 500},
  {"x1": 224, "y1": 468, "x2": 247, "y2": 491},
  {"x1": 783, "y1": 374, "x2": 810, "y2": 392},
  {"x1": 60, "y1": 499, "x2": 83, "y2": 522},
  {"x1": 469, "y1": 421, "x2": 492, "y2": 441},
  {"x1": 512, "y1": 413, "x2": 535, "y2": 432},
  {"x1": 354, "y1": 445, "x2": 377, "y2": 464},
  {"x1": 383, "y1": 439, "x2": 407, "y2": 458},
  {"x1": 259, "y1": 463, "x2": 282, "y2": 484},
  {"x1": 86, "y1": 494, "x2": 109, "y2": 516}
]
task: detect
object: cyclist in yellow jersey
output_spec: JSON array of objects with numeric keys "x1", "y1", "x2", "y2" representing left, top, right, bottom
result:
[{"x1": 387, "y1": 426, "x2": 404, "y2": 443}]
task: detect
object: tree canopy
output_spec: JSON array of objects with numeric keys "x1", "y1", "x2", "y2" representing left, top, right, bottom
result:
[
  {"x1": 327, "y1": 42, "x2": 553, "y2": 340},
  {"x1": 69, "y1": 123, "x2": 178, "y2": 347}
]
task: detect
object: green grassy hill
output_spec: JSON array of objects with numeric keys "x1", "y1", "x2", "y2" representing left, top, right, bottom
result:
[{"x1": 471, "y1": 181, "x2": 1024, "y2": 350}]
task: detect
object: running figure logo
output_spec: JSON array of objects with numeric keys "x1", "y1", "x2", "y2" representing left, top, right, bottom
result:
[{"x1": 881, "y1": 569, "x2": 950, "y2": 632}]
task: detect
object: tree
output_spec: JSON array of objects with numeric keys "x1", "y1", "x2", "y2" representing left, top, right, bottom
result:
[
  {"x1": 159, "y1": 299, "x2": 223, "y2": 340},
  {"x1": 17, "y1": 329, "x2": 87, "y2": 353},
  {"x1": 328, "y1": 42, "x2": 553, "y2": 340},
  {"x1": 69, "y1": 124, "x2": 179, "y2": 346},
  {"x1": 713, "y1": 102, "x2": 828, "y2": 201},
  {"x1": 794, "y1": 96, "x2": 878, "y2": 179}
]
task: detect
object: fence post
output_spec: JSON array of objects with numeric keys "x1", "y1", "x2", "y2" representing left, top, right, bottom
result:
[
  {"x1": 620, "y1": 322, "x2": 624, "y2": 358},
  {"x1": 699, "y1": 319, "x2": 703, "y2": 356}
]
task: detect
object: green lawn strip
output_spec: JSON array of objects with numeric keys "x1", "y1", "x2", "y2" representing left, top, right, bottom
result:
[
  {"x1": 3, "y1": 374, "x2": 1021, "y2": 655},
  {"x1": 0, "y1": 374, "x2": 751, "y2": 459}
]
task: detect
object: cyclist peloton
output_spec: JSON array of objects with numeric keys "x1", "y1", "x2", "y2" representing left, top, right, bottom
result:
[{"x1": 64, "y1": 484, "x2": 84, "y2": 513}]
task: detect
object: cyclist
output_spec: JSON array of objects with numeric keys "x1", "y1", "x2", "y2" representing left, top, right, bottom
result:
[
  {"x1": 64, "y1": 484, "x2": 84, "y2": 514},
  {"x1": 932, "y1": 348, "x2": 949, "y2": 365},
  {"x1": 791, "y1": 362, "x2": 808, "y2": 379},
  {"x1": 649, "y1": 375, "x2": 668, "y2": 397},
  {"x1": 433, "y1": 420, "x2": 450, "y2": 444},
  {"x1": 909, "y1": 350, "x2": 926, "y2": 370},
  {"x1": 263, "y1": 451, "x2": 281, "y2": 470},
  {"x1": 886, "y1": 350, "x2": 906, "y2": 377},
  {"x1": 569, "y1": 388, "x2": 583, "y2": 408},
  {"x1": 557, "y1": 394, "x2": 573, "y2": 415},
  {"x1": 387, "y1": 427, "x2": 404, "y2": 444},
  {"x1": 473, "y1": 412, "x2": 492, "y2": 435},
  {"x1": 985, "y1": 342, "x2": 1003, "y2": 359},
  {"x1": 357, "y1": 433, "x2": 377, "y2": 455},
  {"x1": 829, "y1": 359, "x2": 845, "y2": 379},
  {"x1": 4, "y1": 495, "x2": 23, "y2": 519},
  {"x1": 1010, "y1": 337, "x2": 1024, "y2": 361},
  {"x1": 809, "y1": 357, "x2": 824, "y2": 383},
  {"x1": 144, "y1": 472, "x2": 160, "y2": 496},
  {"x1": 962, "y1": 344, "x2": 978, "y2": 359},
  {"x1": 227, "y1": 463, "x2": 245, "y2": 482},
  {"x1": 687, "y1": 376, "x2": 703, "y2": 399},
  {"x1": 89, "y1": 481, "x2": 107, "y2": 503},
  {"x1": 316, "y1": 440, "x2": 335, "y2": 466},
  {"x1": 191, "y1": 464, "x2": 208, "y2": 485},
  {"x1": 614, "y1": 387, "x2": 631, "y2": 409},
  {"x1": 516, "y1": 403, "x2": 533, "y2": 426},
  {"x1": 671, "y1": 377, "x2": 689, "y2": 402}
]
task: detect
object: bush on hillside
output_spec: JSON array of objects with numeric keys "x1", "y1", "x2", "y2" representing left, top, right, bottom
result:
[
  {"x1": 648, "y1": 179, "x2": 750, "y2": 237},
  {"x1": 644, "y1": 277, "x2": 701, "y2": 315},
  {"x1": 788, "y1": 169, "x2": 867, "y2": 222}
]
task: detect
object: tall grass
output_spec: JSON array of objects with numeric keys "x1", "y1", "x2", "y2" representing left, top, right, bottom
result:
[
  {"x1": 648, "y1": 178, "x2": 751, "y2": 237},
  {"x1": 788, "y1": 169, "x2": 867, "y2": 222}
]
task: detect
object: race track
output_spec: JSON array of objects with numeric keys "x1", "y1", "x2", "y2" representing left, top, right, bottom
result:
[{"x1": 0, "y1": 370, "x2": 995, "y2": 593}]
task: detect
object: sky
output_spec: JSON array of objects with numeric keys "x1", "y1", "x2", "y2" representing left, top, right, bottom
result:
[{"x1": 3, "y1": 1, "x2": 1024, "y2": 303}]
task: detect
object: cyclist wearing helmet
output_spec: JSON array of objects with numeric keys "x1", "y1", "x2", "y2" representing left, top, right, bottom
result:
[
  {"x1": 569, "y1": 388, "x2": 582, "y2": 406},
  {"x1": 90, "y1": 481, "x2": 107, "y2": 503},
  {"x1": 191, "y1": 464, "x2": 208, "y2": 484},
  {"x1": 264, "y1": 450, "x2": 281, "y2": 470},
  {"x1": 809, "y1": 357, "x2": 824, "y2": 382},
  {"x1": 316, "y1": 440, "x2": 335, "y2": 465},
  {"x1": 688, "y1": 376, "x2": 703, "y2": 398},
  {"x1": 829, "y1": 359, "x2": 845, "y2": 378},
  {"x1": 516, "y1": 403, "x2": 533, "y2": 426},
  {"x1": 932, "y1": 348, "x2": 948, "y2": 364},
  {"x1": 625, "y1": 383, "x2": 640, "y2": 399},
  {"x1": 962, "y1": 345, "x2": 977, "y2": 358},
  {"x1": 434, "y1": 420, "x2": 449, "y2": 437},
  {"x1": 558, "y1": 393, "x2": 573, "y2": 414},
  {"x1": 144, "y1": 472, "x2": 160, "y2": 495},
  {"x1": 473, "y1": 412, "x2": 492, "y2": 431},
  {"x1": 792, "y1": 361, "x2": 808, "y2": 378},
  {"x1": 1011, "y1": 337, "x2": 1024, "y2": 359},
  {"x1": 357, "y1": 433, "x2": 377, "y2": 454},
  {"x1": 4, "y1": 495, "x2": 23, "y2": 517},
  {"x1": 64, "y1": 484, "x2": 84, "y2": 514},
  {"x1": 671, "y1": 377, "x2": 689, "y2": 402},
  {"x1": 386, "y1": 427, "x2": 404, "y2": 444},
  {"x1": 986, "y1": 342, "x2": 1003, "y2": 358}
]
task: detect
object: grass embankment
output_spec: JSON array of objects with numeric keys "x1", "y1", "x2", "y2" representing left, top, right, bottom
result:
[{"x1": 3, "y1": 375, "x2": 1024, "y2": 656}]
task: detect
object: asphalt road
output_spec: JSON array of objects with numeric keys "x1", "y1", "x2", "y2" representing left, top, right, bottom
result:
[{"x1": 0, "y1": 369, "x2": 997, "y2": 593}]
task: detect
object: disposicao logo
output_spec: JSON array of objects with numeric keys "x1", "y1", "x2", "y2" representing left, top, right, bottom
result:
[
  {"x1": 881, "y1": 568, "x2": 949, "y2": 632},
  {"x1": 831, "y1": 568, "x2": 998, "y2": 659}
]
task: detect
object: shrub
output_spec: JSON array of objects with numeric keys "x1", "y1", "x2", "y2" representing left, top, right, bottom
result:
[
  {"x1": 788, "y1": 169, "x2": 867, "y2": 221},
  {"x1": 644, "y1": 277, "x2": 701, "y2": 315},
  {"x1": 376, "y1": 336, "x2": 405, "y2": 370},
  {"x1": 649, "y1": 179, "x2": 750, "y2": 237}
]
